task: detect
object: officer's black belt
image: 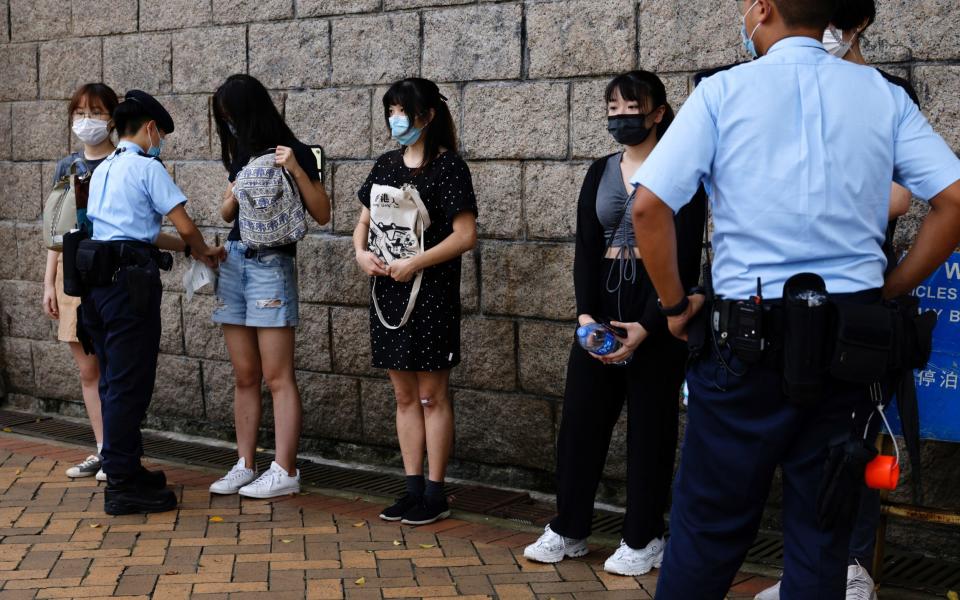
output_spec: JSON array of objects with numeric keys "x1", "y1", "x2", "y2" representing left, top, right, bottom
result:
[{"x1": 100, "y1": 241, "x2": 173, "y2": 271}]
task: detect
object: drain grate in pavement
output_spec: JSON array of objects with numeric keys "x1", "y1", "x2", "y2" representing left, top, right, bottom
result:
[
  {"x1": 0, "y1": 410, "x2": 51, "y2": 429},
  {"x1": 745, "y1": 531, "x2": 960, "y2": 595}
]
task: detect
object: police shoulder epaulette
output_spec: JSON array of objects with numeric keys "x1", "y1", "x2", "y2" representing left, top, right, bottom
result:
[{"x1": 136, "y1": 151, "x2": 165, "y2": 166}]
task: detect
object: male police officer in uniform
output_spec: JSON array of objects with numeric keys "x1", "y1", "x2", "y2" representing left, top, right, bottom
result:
[
  {"x1": 629, "y1": 0, "x2": 960, "y2": 598},
  {"x1": 82, "y1": 90, "x2": 224, "y2": 515}
]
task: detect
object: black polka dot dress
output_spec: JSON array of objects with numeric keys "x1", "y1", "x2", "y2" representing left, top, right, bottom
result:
[{"x1": 358, "y1": 150, "x2": 478, "y2": 372}]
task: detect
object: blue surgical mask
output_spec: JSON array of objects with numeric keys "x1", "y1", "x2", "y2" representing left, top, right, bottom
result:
[
  {"x1": 147, "y1": 126, "x2": 165, "y2": 158},
  {"x1": 389, "y1": 115, "x2": 422, "y2": 146},
  {"x1": 740, "y1": 0, "x2": 761, "y2": 59}
]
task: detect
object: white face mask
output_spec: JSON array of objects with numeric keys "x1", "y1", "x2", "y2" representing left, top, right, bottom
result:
[
  {"x1": 823, "y1": 25, "x2": 853, "y2": 58},
  {"x1": 72, "y1": 118, "x2": 111, "y2": 145}
]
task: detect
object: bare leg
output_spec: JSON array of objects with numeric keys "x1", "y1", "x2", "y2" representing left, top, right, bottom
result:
[
  {"x1": 417, "y1": 370, "x2": 453, "y2": 483},
  {"x1": 223, "y1": 325, "x2": 263, "y2": 467},
  {"x1": 257, "y1": 327, "x2": 300, "y2": 474},
  {"x1": 68, "y1": 341, "x2": 103, "y2": 446},
  {"x1": 388, "y1": 370, "x2": 425, "y2": 476}
]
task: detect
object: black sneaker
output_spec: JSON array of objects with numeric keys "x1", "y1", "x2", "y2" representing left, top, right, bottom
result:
[
  {"x1": 400, "y1": 495, "x2": 451, "y2": 526},
  {"x1": 379, "y1": 493, "x2": 421, "y2": 521},
  {"x1": 104, "y1": 478, "x2": 177, "y2": 515}
]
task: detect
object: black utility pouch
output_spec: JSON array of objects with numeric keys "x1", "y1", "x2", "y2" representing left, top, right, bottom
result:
[
  {"x1": 75, "y1": 240, "x2": 115, "y2": 287},
  {"x1": 124, "y1": 266, "x2": 152, "y2": 317},
  {"x1": 782, "y1": 273, "x2": 830, "y2": 407},
  {"x1": 829, "y1": 301, "x2": 893, "y2": 383},
  {"x1": 61, "y1": 229, "x2": 88, "y2": 297},
  {"x1": 816, "y1": 436, "x2": 878, "y2": 530}
]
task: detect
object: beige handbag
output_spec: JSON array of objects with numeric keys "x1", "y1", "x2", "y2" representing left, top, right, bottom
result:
[{"x1": 43, "y1": 159, "x2": 86, "y2": 250}]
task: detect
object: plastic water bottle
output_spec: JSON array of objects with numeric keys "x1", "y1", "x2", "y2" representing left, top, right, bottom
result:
[{"x1": 576, "y1": 323, "x2": 621, "y2": 356}]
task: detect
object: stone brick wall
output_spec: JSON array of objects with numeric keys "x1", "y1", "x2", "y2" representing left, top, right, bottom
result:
[{"x1": 2, "y1": 0, "x2": 960, "y2": 551}]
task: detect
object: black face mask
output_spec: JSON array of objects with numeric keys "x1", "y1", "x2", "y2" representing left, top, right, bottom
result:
[{"x1": 607, "y1": 113, "x2": 654, "y2": 146}]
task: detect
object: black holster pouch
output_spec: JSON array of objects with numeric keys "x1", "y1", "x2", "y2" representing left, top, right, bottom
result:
[
  {"x1": 686, "y1": 299, "x2": 710, "y2": 363},
  {"x1": 829, "y1": 301, "x2": 894, "y2": 383},
  {"x1": 124, "y1": 265, "x2": 153, "y2": 317},
  {"x1": 782, "y1": 273, "x2": 830, "y2": 407},
  {"x1": 816, "y1": 436, "x2": 878, "y2": 530},
  {"x1": 75, "y1": 240, "x2": 116, "y2": 288},
  {"x1": 61, "y1": 229, "x2": 88, "y2": 297},
  {"x1": 74, "y1": 304, "x2": 95, "y2": 356}
]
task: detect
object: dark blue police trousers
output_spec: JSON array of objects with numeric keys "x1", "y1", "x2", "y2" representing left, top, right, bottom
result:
[
  {"x1": 81, "y1": 265, "x2": 162, "y2": 479},
  {"x1": 655, "y1": 345, "x2": 871, "y2": 600}
]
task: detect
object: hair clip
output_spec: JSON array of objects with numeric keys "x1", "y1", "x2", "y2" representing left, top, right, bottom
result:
[{"x1": 438, "y1": 93, "x2": 449, "y2": 103}]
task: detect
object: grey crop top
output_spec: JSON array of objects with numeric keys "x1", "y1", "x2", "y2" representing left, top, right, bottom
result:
[{"x1": 596, "y1": 152, "x2": 636, "y2": 248}]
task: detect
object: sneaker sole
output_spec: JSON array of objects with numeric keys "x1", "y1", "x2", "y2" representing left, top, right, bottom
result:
[
  {"x1": 523, "y1": 546, "x2": 589, "y2": 564},
  {"x1": 209, "y1": 488, "x2": 242, "y2": 495},
  {"x1": 400, "y1": 509, "x2": 451, "y2": 526},
  {"x1": 66, "y1": 471, "x2": 97, "y2": 478},
  {"x1": 95, "y1": 473, "x2": 107, "y2": 482},
  {"x1": 238, "y1": 486, "x2": 300, "y2": 499},
  {"x1": 603, "y1": 559, "x2": 661, "y2": 577},
  {"x1": 379, "y1": 513, "x2": 404, "y2": 522}
]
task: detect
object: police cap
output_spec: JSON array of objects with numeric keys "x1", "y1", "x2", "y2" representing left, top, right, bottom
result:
[{"x1": 124, "y1": 90, "x2": 175, "y2": 134}]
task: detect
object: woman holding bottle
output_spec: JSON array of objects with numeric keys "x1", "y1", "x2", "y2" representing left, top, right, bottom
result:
[{"x1": 523, "y1": 70, "x2": 705, "y2": 576}]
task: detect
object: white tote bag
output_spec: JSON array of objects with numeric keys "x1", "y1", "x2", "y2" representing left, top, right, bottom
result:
[{"x1": 368, "y1": 183, "x2": 431, "y2": 329}]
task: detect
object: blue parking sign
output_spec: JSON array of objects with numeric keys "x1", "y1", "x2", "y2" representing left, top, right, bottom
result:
[{"x1": 886, "y1": 252, "x2": 960, "y2": 442}]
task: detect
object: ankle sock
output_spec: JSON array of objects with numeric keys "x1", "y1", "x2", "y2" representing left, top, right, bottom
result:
[
  {"x1": 405, "y1": 475, "x2": 425, "y2": 497},
  {"x1": 425, "y1": 479, "x2": 444, "y2": 499},
  {"x1": 96, "y1": 443, "x2": 103, "y2": 456}
]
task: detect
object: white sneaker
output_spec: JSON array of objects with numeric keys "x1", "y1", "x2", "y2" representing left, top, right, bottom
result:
[
  {"x1": 754, "y1": 580, "x2": 780, "y2": 600},
  {"x1": 209, "y1": 457, "x2": 258, "y2": 495},
  {"x1": 846, "y1": 561, "x2": 878, "y2": 600},
  {"x1": 238, "y1": 461, "x2": 300, "y2": 499},
  {"x1": 603, "y1": 538, "x2": 664, "y2": 576},
  {"x1": 95, "y1": 469, "x2": 107, "y2": 482},
  {"x1": 523, "y1": 525, "x2": 588, "y2": 564},
  {"x1": 66, "y1": 454, "x2": 101, "y2": 478}
]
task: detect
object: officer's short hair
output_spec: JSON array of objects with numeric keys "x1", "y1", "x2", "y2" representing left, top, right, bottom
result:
[
  {"x1": 772, "y1": 0, "x2": 837, "y2": 30},
  {"x1": 112, "y1": 100, "x2": 153, "y2": 137}
]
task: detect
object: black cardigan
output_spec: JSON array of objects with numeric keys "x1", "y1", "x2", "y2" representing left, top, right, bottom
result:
[{"x1": 573, "y1": 154, "x2": 707, "y2": 334}]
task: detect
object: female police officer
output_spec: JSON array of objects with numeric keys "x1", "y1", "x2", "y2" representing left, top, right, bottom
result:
[{"x1": 80, "y1": 90, "x2": 224, "y2": 515}]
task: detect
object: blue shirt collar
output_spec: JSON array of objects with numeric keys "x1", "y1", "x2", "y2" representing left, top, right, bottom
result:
[
  {"x1": 766, "y1": 35, "x2": 826, "y2": 55},
  {"x1": 117, "y1": 140, "x2": 145, "y2": 153}
]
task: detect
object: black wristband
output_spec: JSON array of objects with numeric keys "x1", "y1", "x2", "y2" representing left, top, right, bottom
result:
[
  {"x1": 658, "y1": 295, "x2": 689, "y2": 317},
  {"x1": 184, "y1": 244, "x2": 192, "y2": 259}
]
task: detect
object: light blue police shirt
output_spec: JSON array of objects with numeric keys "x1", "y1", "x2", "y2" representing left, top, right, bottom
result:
[
  {"x1": 87, "y1": 140, "x2": 186, "y2": 243},
  {"x1": 632, "y1": 36, "x2": 960, "y2": 299}
]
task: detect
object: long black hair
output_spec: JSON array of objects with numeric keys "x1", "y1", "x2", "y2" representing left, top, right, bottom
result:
[
  {"x1": 382, "y1": 78, "x2": 457, "y2": 173},
  {"x1": 213, "y1": 74, "x2": 299, "y2": 171},
  {"x1": 604, "y1": 70, "x2": 675, "y2": 140},
  {"x1": 831, "y1": 0, "x2": 876, "y2": 31}
]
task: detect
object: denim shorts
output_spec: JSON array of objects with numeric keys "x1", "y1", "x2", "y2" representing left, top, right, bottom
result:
[{"x1": 212, "y1": 241, "x2": 299, "y2": 328}]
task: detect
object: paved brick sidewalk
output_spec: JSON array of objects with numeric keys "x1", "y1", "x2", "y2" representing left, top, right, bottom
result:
[{"x1": 0, "y1": 434, "x2": 776, "y2": 599}]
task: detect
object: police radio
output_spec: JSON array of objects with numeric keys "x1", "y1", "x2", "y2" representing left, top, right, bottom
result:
[{"x1": 731, "y1": 277, "x2": 765, "y2": 363}]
